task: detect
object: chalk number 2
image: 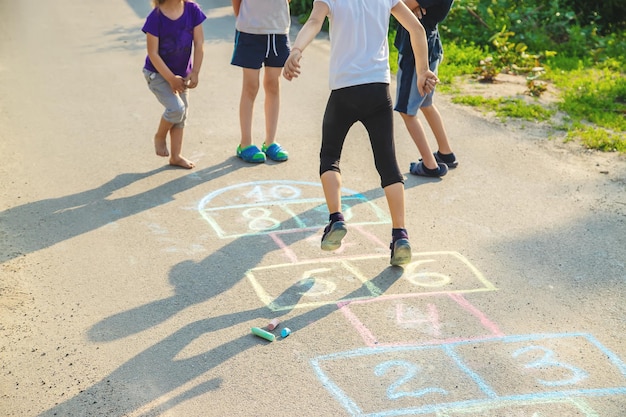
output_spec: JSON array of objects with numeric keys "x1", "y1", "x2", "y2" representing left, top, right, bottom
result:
[{"x1": 374, "y1": 360, "x2": 447, "y2": 400}]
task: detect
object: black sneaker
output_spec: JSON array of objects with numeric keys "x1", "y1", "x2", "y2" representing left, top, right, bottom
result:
[
  {"x1": 434, "y1": 151, "x2": 458, "y2": 168},
  {"x1": 321, "y1": 220, "x2": 347, "y2": 251},
  {"x1": 390, "y1": 238, "x2": 412, "y2": 266}
]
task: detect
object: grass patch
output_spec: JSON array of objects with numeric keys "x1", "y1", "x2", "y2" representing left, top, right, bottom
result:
[
  {"x1": 549, "y1": 67, "x2": 626, "y2": 132},
  {"x1": 566, "y1": 125, "x2": 626, "y2": 153},
  {"x1": 451, "y1": 95, "x2": 555, "y2": 122}
]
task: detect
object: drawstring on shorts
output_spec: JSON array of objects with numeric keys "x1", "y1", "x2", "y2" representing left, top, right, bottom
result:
[{"x1": 265, "y1": 34, "x2": 278, "y2": 58}]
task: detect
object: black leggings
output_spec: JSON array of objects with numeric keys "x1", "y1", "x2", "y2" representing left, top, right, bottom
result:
[{"x1": 320, "y1": 83, "x2": 403, "y2": 188}]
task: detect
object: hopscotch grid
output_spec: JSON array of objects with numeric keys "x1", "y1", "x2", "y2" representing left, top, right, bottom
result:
[
  {"x1": 356, "y1": 389, "x2": 621, "y2": 417},
  {"x1": 268, "y1": 232, "x2": 299, "y2": 263},
  {"x1": 209, "y1": 221, "x2": 392, "y2": 239},
  {"x1": 198, "y1": 181, "x2": 390, "y2": 239},
  {"x1": 340, "y1": 293, "x2": 504, "y2": 348},
  {"x1": 340, "y1": 259, "x2": 383, "y2": 297},
  {"x1": 196, "y1": 181, "x2": 620, "y2": 415},
  {"x1": 310, "y1": 333, "x2": 626, "y2": 417},
  {"x1": 352, "y1": 224, "x2": 390, "y2": 250},
  {"x1": 447, "y1": 293, "x2": 504, "y2": 337},
  {"x1": 245, "y1": 252, "x2": 497, "y2": 311},
  {"x1": 310, "y1": 360, "x2": 365, "y2": 416},
  {"x1": 309, "y1": 333, "x2": 626, "y2": 417},
  {"x1": 434, "y1": 397, "x2": 600, "y2": 417},
  {"x1": 278, "y1": 203, "x2": 308, "y2": 229},
  {"x1": 442, "y1": 344, "x2": 499, "y2": 398},
  {"x1": 200, "y1": 197, "x2": 354, "y2": 212}
]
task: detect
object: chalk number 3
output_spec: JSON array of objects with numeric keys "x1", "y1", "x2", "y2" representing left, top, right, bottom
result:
[{"x1": 513, "y1": 345, "x2": 588, "y2": 387}]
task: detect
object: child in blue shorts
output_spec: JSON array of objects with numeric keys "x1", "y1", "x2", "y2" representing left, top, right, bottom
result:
[
  {"x1": 395, "y1": 0, "x2": 457, "y2": 177},
  {"x1": 231, "y1": 0, "x2": 291, "y2": 163}
]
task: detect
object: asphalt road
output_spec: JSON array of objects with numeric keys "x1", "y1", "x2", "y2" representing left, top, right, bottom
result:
[{"x1": 1, "y1": 1, "x2": 625, "y2": 416}]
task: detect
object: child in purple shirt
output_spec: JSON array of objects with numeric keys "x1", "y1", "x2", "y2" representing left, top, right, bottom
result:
[{"x1": 142, "y1": 0, "x2": 206, "y2": 169}]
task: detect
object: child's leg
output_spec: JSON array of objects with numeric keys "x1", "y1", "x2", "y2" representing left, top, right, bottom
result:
[
  {"x1": 383, "y1": 182, "x2": 406, "y2": 229},
  {"x1": 399, "y1": 112, "x2": 438, "y2": 169},
  {"x1": 169, "y1": 127, "x2": 195, "y2": 169},
  {"x1": 155, "y1": 117, "x2": 173, "y2": 157},
  {"x1": 263, "y1": 66, "x2": 282, "y2": 146},
  {"x1": 385, "y1": 181, "x2": 412, "y2": 266},
  {"x1": 148, "y1": 72, "x2": 185, "y2": 158},
  {"x1": 421, "y1": 104, "x2": 453, "y2": 155},
  {"x1": 239, "y1": 68, "x2": 261, "y2": 148},
  {"x1": 320, "y1": 170, "x2": 347, "y2": 251},
  {"x1": 321, "y1": 170, "x2": 342, "y2": 214}
]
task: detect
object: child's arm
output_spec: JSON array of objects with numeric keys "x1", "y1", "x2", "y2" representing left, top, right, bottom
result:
[
  {"x1": 186, "y1": 24, "x2": 205, "y2": 88},
  {"x1": 231, "y1": 0, "x2": 242, "y2": 17},
  {"x1": 391, "y1": 1, "x2": 439, "y2": 96},
  {"x1": 283, "y1": 1, "x2": 329, "y2": 81},
  {"x1": 146, "y1": 33, "x2": 186, "y2": 93}
]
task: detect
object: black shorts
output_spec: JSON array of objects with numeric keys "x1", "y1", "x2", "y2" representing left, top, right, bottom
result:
[{"x1": 231, "y1": 31, "x2": 290, "y2": 69}]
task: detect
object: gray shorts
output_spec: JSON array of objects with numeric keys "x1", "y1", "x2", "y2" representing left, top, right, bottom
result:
[{"x1": 143, "y1": 68, "x2": 188, "y2": 128}]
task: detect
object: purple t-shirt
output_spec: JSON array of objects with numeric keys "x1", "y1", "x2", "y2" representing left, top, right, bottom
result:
[{"x1": 142, "y1": 2, "x2": 206, "y2": 77}]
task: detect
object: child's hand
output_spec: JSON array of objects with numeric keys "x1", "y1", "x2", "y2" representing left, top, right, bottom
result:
[
  {"x1": 169, "y1": 75, "x2": 187, "y2": 94},
  {"x1": 186, "y1": 73, "x2": 199, "y2": 89},
  {"x1": 413, "y1": 3, "x2": 426, "y2": 19},
  {"x1": 416, "y1": 70, "x2": 439, "y2": 96},
  {"x1": 283, "y1": 49, "x2": 302, "y2": 81}
]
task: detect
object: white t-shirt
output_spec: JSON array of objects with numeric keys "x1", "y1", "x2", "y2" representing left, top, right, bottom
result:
[
  {"x1": 236, "y1": 0, "x2": 291, "y2": 35},
  {"x1": 316, "y1": 0, "x2": 400, "y2": 90}
]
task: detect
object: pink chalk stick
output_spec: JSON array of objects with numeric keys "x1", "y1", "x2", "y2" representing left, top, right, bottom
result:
[{"x1": 267, "y1": 318, "x2": 280, "y2": 331}]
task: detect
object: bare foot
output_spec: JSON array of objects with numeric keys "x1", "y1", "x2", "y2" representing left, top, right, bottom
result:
[
  {"x1": 154, "y1": 135, "x2": 169, "y2": 157},
  {"x1": 169, "y1": 156, "x2": 195, "y2": 169}
]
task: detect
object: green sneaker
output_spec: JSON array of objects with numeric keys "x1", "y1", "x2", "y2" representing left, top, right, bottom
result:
[
  {"x1": 237, "y1": 144, "x2": 266, "y2": 163},
  {"x1": 262, "y1": 142, "x2": 288, "y2": 162}
]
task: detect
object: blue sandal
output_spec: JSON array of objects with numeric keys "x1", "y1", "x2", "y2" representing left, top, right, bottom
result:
[
  {"x1": 262, "y1": 142, "x2": 289, "y2": 162},
  {"x1": 237, "y1": 144, "x2": 266, "y2": 163}
]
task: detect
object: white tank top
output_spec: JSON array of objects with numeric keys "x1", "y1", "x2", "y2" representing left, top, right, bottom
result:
[{"x1": 236, "y1": 0, "x2": 291, "y2": 35}]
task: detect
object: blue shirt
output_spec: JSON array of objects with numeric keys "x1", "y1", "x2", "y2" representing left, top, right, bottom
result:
[{"x1": 394, "y1": 0, "x2": 453, "y2": 64}]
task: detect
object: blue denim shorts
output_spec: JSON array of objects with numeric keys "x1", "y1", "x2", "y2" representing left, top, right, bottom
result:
[
  {"x1": 231, "y1": 31, "x2": 290, "y2": 69},
  {"x1": 143, "y1": 68, "x2": 188, "y2": 128},
  {"x1": 394, "y1": 55, "x2": 440, "y2": 116}
]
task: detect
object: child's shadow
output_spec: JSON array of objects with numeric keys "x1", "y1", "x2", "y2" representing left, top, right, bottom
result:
[
  {"x1": 1, "y1": 161, "x2": 240, "y2": 263},
  {"x1": 50, "y1": 248, "x2": 405, "y2": 417},
  {"x1": 87, "y1": 182, "x2": 394, "y2": 342},
  {"x1": 88, "y1": 233, "x2": 276, "y2": 342}
]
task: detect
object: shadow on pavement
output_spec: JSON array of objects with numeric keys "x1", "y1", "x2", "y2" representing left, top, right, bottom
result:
[
  {"x1": 0, "y1": 160, "x2": 243, "y2": 263},
  {"x1": 43, "y1": 181, "x2": 410, "y2": 416}
]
